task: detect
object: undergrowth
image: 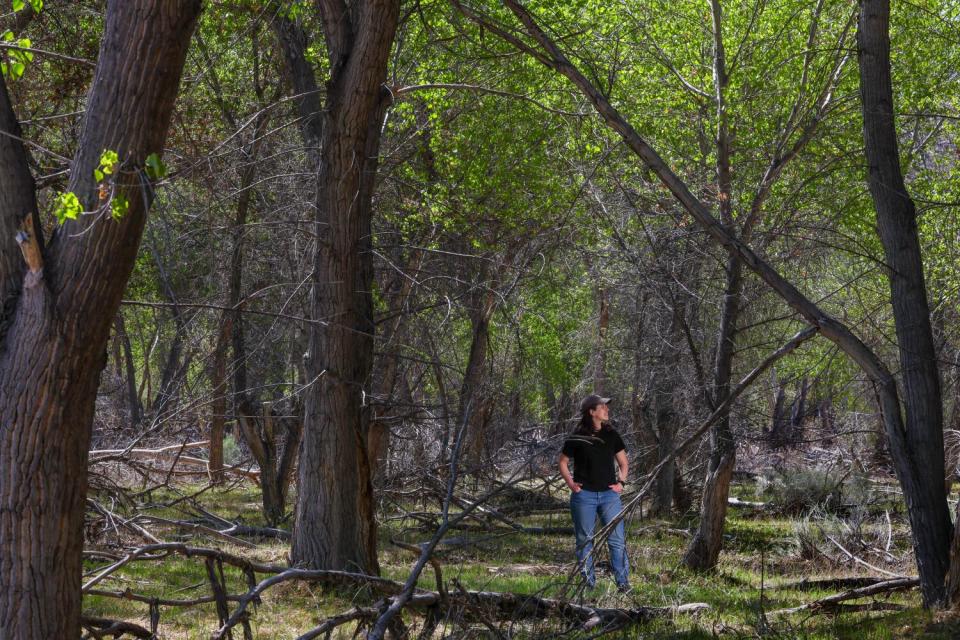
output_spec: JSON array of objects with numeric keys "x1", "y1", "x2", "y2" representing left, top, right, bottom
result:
[{"x1": 81, "y1": 480, "x2": 960, "y2": 639}]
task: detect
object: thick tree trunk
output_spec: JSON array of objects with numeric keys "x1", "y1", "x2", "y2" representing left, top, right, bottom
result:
[
  {"x1": 460, "y1": 288, "x2": 496, "y2": 465},
  {"x1": 292, "y1": 0, "x2": 399, "y2": 574},
  {"x1": 859, "y1": 0, "x2": 951, "y2": 606},
  {"x1": 0, "y1": 3, "x2": 200, "y2": 637}
]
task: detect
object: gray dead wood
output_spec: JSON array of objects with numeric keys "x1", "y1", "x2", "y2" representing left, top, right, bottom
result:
[{"x1": 769, "y1": 577, "x2": 919, "y2": 616}]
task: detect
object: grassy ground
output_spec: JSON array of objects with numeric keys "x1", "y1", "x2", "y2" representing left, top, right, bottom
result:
[{"x1": 82, "y1": 479, "x2": 960, "y2": 639}]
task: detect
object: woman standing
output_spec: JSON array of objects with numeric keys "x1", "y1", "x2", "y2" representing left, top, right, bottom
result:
[{"x1": 558, "y1": 394, "x2": 630, "y2": 591}]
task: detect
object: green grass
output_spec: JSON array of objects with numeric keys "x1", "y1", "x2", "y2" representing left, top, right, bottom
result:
[{"x1": 83, "y1": 480, "x2": 958, "y2": 639}]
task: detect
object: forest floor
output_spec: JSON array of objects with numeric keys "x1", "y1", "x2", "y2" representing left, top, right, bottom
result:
[{"x1": 82, "y1": 474, "x2": 960, "y2": 639}]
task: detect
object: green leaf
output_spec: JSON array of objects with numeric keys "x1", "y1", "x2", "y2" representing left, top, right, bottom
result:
[
  {"x1": 110, "y1": 193, "x2": 129, "y2": 220},
  {"x1": 2, "y1": 30, "x2": 14, "y2": 42},
  {"x1": 53, "y1": 191, "x2": 81, "y2": 224},
  {"x1": 144, "y1": 152, "x2": 167, "y2": 180},
  {"x1": 9, "y1": 61, "x2": 24, "y2": 79},
  {"x1": 11, "y1": 0, "x2": 24, "y2": 11},
  {"x1": 96, "y1": 149, "x2": 119, "y2": 181},
  {"x1": 29, "y1": 0, "x2": 42, "y2": 12}
]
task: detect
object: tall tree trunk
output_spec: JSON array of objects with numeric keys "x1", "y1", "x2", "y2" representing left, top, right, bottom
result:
[
  {"x1": 683, "y1": 0, "x2": 739, "y2": 570},
  {"x1": 460, "y1": 288, "x2": 496, "y2": 466},
  {"x1": 0, "y1": 3, "x2": 200, "y2": 637},
  {"x1": 859, "y1": 0, "x2": 951, "y2": 606},
  {"x1": 291, "y1": 0, "x2": 399, "y2": 574}
]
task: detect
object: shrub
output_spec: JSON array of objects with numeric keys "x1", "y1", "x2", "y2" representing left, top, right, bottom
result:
[{"x1": 760, "y1": 467, "x2": 871, "y2": 515}]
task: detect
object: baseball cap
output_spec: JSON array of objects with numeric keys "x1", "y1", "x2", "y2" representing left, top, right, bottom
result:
[{"x1": 579, "y1": 394, "x2": 611, "y2": 412}]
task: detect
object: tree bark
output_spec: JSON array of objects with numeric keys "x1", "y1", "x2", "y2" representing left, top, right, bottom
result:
[
  {"x1": 858, "y1": 0, "x2": 951, "y2": 606},
  {"x1": 0, "y1": 2, "x2": 200, "y2": 637},
  {"x1": 460, "y1": 287, "x2": 496, "y2": 465},
  {"x1": 291, "y1": 0, "x2": 399, "y2": 574}
]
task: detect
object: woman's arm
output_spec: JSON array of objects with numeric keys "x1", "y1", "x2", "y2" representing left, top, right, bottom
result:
[
  {"x1": 615, "y1": 450, "x2": 629, "y2": 484},
  {"x1": 610, "y1": 450, "x2": 629, "y2": 493},
  {"x1": 559, "y1": 453, "x2": 581, "y2": 492}
]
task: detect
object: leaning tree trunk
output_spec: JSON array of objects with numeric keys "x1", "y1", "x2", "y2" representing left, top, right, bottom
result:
[
  {"x1": 858, "y1": 0, "x2": 952, "y2": 606},
  {"x1": 291, "y1": 0, "x2": 399, "y2": 574},
  {"x1": 0, "y1": 3, "x2": 200, "y2": 637}
]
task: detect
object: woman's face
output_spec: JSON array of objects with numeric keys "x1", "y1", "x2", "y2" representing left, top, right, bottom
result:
[{"x1": 589, "y1": 402, "x2": 609, "y2": 425}]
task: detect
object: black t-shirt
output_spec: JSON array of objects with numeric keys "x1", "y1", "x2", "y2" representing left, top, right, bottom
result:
[{"x1": 561, "y1": 428, "x2": 626, "y2": 491}]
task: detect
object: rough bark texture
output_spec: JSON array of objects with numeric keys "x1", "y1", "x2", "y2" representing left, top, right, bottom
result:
[
  {"x1": 0, "y1": 74, "x2": 38, "y2": 333},
  {"x1": 460, "y1": 287, "x2": 496, "y2": 465},
  {"x1": 0, "y1": 2, "x2": 200, "y2": 637},
  {"x1": 291, "y1": 0, "x2": 399, "y2": 574},
  {"x1": 858, "y1": 0, "x2": 951, "y2": 606}
]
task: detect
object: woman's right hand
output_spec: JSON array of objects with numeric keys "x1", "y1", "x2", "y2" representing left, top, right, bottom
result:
[{"x1": 570, "y1": 483, "x2": 583, "y2": 493}]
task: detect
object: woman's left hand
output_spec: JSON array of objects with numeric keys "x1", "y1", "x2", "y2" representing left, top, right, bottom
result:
[{"x1": 609, "y1": 482, "x2": 623, "y2": 494}]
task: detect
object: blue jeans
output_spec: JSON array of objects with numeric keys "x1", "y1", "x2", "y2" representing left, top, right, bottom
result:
[{"x1": 570, "y1": 489, "x2": 629, "y2": 586}]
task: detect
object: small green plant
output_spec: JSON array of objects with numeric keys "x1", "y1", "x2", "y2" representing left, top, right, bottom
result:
[
  {"x1": 1, "y1": 30, "x2": 33, "y2": 80},
  {"x1": 12, "y1": 0, "x2": 44, "y2": 12},
  {"x1": 53, "y1": 191, "x2": 82, "y2": 223},
  {"x1": 94, "y1": 149, "x2": 120, "y2": 182}
]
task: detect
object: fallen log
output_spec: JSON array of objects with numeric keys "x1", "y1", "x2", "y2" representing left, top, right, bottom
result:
[
  {"x1": 768, "y1": 576, "x2": 919, "y2": 616},
  {"x1": 775, "y1": 576, "x2": 898, "y2": 591}
]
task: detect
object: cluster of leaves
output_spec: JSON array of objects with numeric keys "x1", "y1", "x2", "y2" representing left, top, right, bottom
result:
[{"x1": 52, "y1": 150, "x2": 167, "y2": 223}]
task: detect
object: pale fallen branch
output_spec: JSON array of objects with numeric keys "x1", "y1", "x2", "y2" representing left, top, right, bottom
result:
[
  {"x1": 823, "y1": 533, "x2": 906, "y2": 579},
  {"x1": 728, "y1": 497, "x2": 767, "y2": 508},
  {"x1": 768, "y1": 576, "x2": 919, "y2": 616},
  {"x1": 89, "y1": 440, "x2": 260, "y2": 482}
]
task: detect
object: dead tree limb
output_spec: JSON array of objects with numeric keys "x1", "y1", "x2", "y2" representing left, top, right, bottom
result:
[
  {"x1": 768, "y1": 577, "x2": 919, "y2": 616},
  {"x1": 80, "y1": 615, "x2": 152, "y2": 639}
]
